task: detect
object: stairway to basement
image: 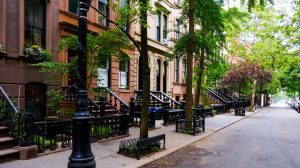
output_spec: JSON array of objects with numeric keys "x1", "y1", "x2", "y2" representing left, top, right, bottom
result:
[{"x1": 0, "y1": 122, "x2": 19, "y2": 163}]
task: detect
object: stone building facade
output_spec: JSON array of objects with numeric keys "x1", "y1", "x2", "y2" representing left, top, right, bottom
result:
[{"x1": 0, "y1": 0, "x2": 189, "y2": 119}]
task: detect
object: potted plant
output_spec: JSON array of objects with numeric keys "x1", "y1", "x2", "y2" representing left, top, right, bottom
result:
[{"x1": 23, "y1": 44, "x2": 51, "y2": 63}]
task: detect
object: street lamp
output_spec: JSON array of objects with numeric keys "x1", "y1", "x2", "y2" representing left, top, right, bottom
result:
[{"x1": 68, "y1": 0, "x2": 96, "y2": 168}]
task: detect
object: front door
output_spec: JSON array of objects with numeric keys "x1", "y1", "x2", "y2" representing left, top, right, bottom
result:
[
  {"x1": 25, "y1": 82, "x2": 47, "y2": 121},
  {"x1": 156, "y1": 59, "x2": 161, "y2": 91}
]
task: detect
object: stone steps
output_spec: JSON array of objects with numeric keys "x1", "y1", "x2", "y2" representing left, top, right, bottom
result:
[{"x1": 0, "y1": 125, "x2": 19, "y2": 163}]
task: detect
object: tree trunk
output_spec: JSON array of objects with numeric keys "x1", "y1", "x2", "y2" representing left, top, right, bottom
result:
[
  {"x1": 185, "y1": 0, "x2": 195, "y2": 124},
  {"x1": 139, "y1": 0, "x2": 150, "y2": 139},
  {"x1": 249, "y1": 80, "x2": 257, "y2": 112},
  {"x1": 195, "y1": 48, "x2": 205, "y2": 106}
]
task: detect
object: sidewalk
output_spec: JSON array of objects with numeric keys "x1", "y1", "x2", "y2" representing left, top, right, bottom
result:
[{"x1": 0, "y1": 111, "x2": 258, "y2": 168}]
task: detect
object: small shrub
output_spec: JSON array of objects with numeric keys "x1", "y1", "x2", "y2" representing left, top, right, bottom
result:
[{"x1": 211, "y1": 110, "x2": 216, "y2": 117}]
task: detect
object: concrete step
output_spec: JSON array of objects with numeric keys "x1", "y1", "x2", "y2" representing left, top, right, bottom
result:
[
  {"x1": 0, "y1": 126, "x2": 9, "y2": 137},
  {"x1": 0, "y1": 137, "x2": 17, "y2": 150},
  {"x1": 0, "y1": 148, "x2": 19, "y2": 163}
]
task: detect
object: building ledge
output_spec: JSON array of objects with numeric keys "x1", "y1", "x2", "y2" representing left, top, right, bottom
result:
[{"x1": 0, "y1": 51, "x2": 7, "y2": 57}]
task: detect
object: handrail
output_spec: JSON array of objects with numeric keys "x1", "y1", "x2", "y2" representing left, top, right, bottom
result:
[
  {"x1": 106, "y1": 88, "x2": 129, "y2": 108},
  {"x1": 207, "y1": 88, "x2": 230, "y2": 102},
  {"x1": 150, "y1": 92, "x2": 165, "y2": 104},
  {"x1": 151, "y1": 91, "x2": 181, "y2": 105},
  {"x1": 0, "y1": 86, "x2": 19, "y2": 113},
  {"x1": 134, "y1": 90, "x2": 165, "y2": 104},
  {"x1": 88, "y1": 97, "x2": 101, "y2": 109},
  {"x1": 206, "y1": 88, "x2": 228, "y2": 104}
]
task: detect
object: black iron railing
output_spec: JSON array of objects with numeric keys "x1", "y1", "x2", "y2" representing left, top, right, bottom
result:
[
  {"x1": 134, "y1": 90, "x2": 165, "y2": 107},
  {"x1": 206, "y1": 88, "x2": 234, "y2": 109},
  {"x1": 151, "y1": 91, "x2": 181, "y2": 109},
  {"x1": 91, "y1": 114, "x2": 129, "y2": 142},
  {"x1": 61, "y1": 85, "x2": 77, "y2": 102},
  {"x1": 106, "y1": 88, "x2": 129, "y2": 113},
  {"x1": 0, "y1": 86, "x2": 34, "y2": 146},
  {"x1": 34, "y1": 120, "x2": 72, "y2": 152}
]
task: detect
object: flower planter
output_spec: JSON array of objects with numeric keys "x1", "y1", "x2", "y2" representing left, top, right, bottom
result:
[{"x1": 118, "y1": 134, "x2": 165, "y2": 159}]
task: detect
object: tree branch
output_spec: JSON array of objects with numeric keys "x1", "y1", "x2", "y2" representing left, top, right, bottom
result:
[{"x1": 90, "y1": 5, "x2": 141, "y2": 53}]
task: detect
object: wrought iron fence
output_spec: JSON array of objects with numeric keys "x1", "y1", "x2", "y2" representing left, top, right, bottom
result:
[{"x1": 34, "y1": 120, "x2": 72, "y2": 153}]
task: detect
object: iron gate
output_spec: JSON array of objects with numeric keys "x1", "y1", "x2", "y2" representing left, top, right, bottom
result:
[{"x1": 25, "y1": 82, "x2": 47, "y2": 121}]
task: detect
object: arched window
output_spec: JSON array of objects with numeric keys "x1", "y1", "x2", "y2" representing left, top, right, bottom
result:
[{"x1": 25, "y1": 0, "x2": 46, "y2": 47}]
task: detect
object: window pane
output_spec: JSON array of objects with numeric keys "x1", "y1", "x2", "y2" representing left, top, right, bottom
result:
[
  {"x1": 97, "y1": 68, "x2": 109, "y2": 87},
  {"x1": 99, "y1": 59, "x2": 109, "y2": 69},
  {"x1": 25, "y1": 0, "x2": 46, "y2": 47},
  {"x1": 34, "y1": 1, "x2": 44, "y2": 28},
  {"x1": 69, "y1": 0, "x2": 78, "y2": 14},
  {"x1": 25, "y1": 29, "x2": 34, "y2": 44},
  {"x1": 33, "y1": 30, "x2": 43, "y2": 46},
  {"x1": 99, "y1": 0, "x2": 107, "y2": 4},
  {"x1": 119, "y1": 60, "x2": 128, "y2": 72},
  {"x1": 99, "y1": 1, "x2": 108, "y2": 26},
  {"x1": 25, "y1": 0, "x2": 33, "y2": 26},
  {"x1": 119, "y1": 72, "x2": 127, "y2": 88},
  {"x1": 163, "y1": 15, "x2": 167, "y2": 39}
]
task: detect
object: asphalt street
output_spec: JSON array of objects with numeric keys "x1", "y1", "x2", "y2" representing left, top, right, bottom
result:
[{"x1": 143, "y1": 102, "x2": 300, "y2": 168}]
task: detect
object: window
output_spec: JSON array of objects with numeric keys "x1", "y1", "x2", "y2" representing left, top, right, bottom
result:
[
  {"x1": 182, "y1": 59, "x2": 187, "y2": 83},
  {"x1": 119, "y1": 59, "x2": 129, "y2": 89},
  {"x1": 68, "y1": 49, "x2": 77, "y2": 85},
  {"x1": 120, "y1": 0, "x2": 128, "y2": 31},
  {"x1": 162, "y1": 15, "x2": 167, "y2": 40},
  {"x1": 25, "y1": 0, "x2": 46, "y2": 48},
  {"x1": 156, "y1": 11, "x2": 161, "y2": 42},
  {"x1": 184, "y1": 25, "x2": 188, "y2": 33},
  {"x1": 175, "y1": 19, "x2": 180, "y2": 41},
  {"x1": 175, "y1": 59, "x2": 180, "y2": 82},
  {"x1": 97, "y1": 59, "x2": 110, "y2": 87},
  {"x1": 69, "y1": 0, "x2": 78, "y2": 14},
  {"x1": 99, "y1": 0, "x2": 109, "y2": 27}
]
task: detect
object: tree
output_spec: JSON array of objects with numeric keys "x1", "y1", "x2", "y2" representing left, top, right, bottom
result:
[
  {"x1": 91, "y1": 0, "x2": 151, "y2": 139},
  {"x1": 280, "y1": 62, "x2": 300, "y2": 99},
  {"x1": 193, "y1": 0, "x2": 225, "y2": 106},
  {"x1": 185, "y1": 0, "x2": 195, "y2": 124},
  {"x1": 139, "y1": 0, "x2": 150, "y2": 139},
  {"x1": 243, "y1": 0, "x2": 274, "y2": 11}
]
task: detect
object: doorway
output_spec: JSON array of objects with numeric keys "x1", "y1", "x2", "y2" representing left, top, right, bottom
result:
[{"x1": 25, "y1": 82, "x2": 47, "y2": 121}]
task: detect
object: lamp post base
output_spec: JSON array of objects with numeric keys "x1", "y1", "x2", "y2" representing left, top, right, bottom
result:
[{"x1": 68, "y1": 157, "x2": 96, "y2": 168}]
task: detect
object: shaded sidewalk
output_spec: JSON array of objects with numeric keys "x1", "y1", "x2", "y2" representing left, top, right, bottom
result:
[{"x1": 0, "y1": 111, "x2": 258, "y2": 168}]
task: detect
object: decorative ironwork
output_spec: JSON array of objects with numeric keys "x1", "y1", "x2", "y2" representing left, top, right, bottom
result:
[
  {"x1": 34, "y1": 120, "x2": 72, "y2": 152},
  {"x1": 176, "y1": 115, "x2": 205, "y2": 135},
  {"x1": 0, "y1": 86, "x2": 34, "y2": 146},
  {"x1": 90, "y1": 114, "x2": 129, "y2": 142},
  {"x1": 151, "y1": 91, "x2": 181, "y2": 109},
  {"x1": 118, "y1": 134, "x2": 165, "y2": 160}
]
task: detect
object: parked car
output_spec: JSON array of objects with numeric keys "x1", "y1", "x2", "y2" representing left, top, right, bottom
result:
[
  {"x1": 294, "y1": 100, "x2": 300, "y2": 113},
  {"x1": 288, "y1": 99, "x2": 300, "y2": 112}
]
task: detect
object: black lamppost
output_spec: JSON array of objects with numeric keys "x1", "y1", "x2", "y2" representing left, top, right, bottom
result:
[{"x1": 68, "y1": 0, "x2": 96, "y2": 168}]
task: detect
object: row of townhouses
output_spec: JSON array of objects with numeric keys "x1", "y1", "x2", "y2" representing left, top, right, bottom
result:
[
  {"x1": 0, "y1": 0, "x2": 191, "y2": 120},
  {"x1": 0, "y1": 0, "x2": 243, "y2": 120}
]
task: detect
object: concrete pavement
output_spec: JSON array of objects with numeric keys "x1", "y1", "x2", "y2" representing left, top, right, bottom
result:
[
  {"x1": 0, "y1": 110, "x2": 258, "y2": 168},
  {"x1": 143, "y1": 102, "x2": 300, "y2": 168}
]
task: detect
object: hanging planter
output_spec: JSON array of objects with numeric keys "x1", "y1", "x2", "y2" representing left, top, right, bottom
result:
[{"x1": 23, "y1": 44, "x2": 51, "y2": 63}]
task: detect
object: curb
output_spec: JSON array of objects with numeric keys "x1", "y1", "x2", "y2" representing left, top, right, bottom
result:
[{"x1": 125, "y1": 108, "x2": 264, "y2": 168}]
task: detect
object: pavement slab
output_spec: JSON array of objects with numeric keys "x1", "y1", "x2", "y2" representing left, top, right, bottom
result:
[{"x1": 0, "y1": 109, "x2": 259, "y2": 168}]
